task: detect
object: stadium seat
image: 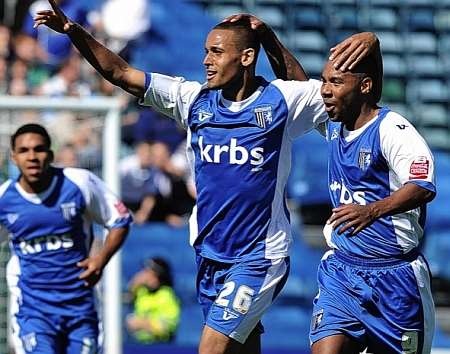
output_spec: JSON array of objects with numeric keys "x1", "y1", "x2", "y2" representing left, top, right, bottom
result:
[
  {"x1": 434, "y1": 10, "x2": 450, "y2": 31},
  {"x1": 415, "y1": 103, "x2": 448, "y2": 128},
  {"x1": 407, "y1": 55, "x2": 444, "y2": 77},
  {"x1": 406, "y1": 32, "x2": 437, "y2": 53},
  {"x1": 420, "y1": 127, "x2": 450, "y2": 150},
  {"x1": 254, "y1": 6, "x2": 285, "y2": 30},
  {"x1": 407, "y1": 79, "x2": 448, "y2": 102},
  {"x1": 382, "y1": 78, "x2": 405, "y2": 102},
  {"x1": 423, "y1": 229, "x2": 450, "y2": 281},
  {"x1": 407, "y1": 9, "x2": 436, "y2": 31},
  {"x1": 329, "y1": 6, "x2": 360, "y2": 30},
  {"x1": 438, "y1": 33, "x2": 450, "y2": 53},
  {"x1": 294, "y1": 7, "x2": 327, "y2": 30},
  {"x1": 369, "y1": 8, "x2": 399, "y2": 30},
  {"x1": 377, "y1": 32, "x2": 404, "y2": 53},
  {"x1": 382, "y1": 54, "x2": 407, "y2": 77},
  {"x1": 287, "y1": 131, "x2": 329, "y2": 205},
  {"x1": 290, "y1": 30, "x2": 328, "y2": 53},
  {"x1": 261, "y1": 306, "x2": 312, "y2": 349},
  {"x1": 208, "y1": 5, "x2": 244, "y2": 20}
]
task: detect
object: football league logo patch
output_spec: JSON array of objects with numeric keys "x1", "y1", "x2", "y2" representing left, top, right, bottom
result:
[
  {"x1": 409, "y1": 156, "x2": 429, "y2": 180},
  {"x1": 254, "y1": 106, "x2": 272, "y2": 129},
  {"x1": 198, "y1": 109, "x2": 213, "y2": 122},
  {"x1": 358, "y1": 148, "x2": 372, "y2": 171}
]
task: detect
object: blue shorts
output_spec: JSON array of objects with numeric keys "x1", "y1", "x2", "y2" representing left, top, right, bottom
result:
[
  {"x1": 310, "y1": 250, "x2": 435, "y2": 354},
  {"x1": 11, "y1": 313, "x2": 99, "y2": 354},
  {"x1": 196, "y1": 256, "x2": 290, "y2": 344}
]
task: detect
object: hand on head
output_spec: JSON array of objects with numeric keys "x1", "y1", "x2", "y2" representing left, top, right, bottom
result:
[
  {"x1": 329, "y1": 32, "x2": 379, "y2": 71},
  {"x1": 222, "y1": 13, "x2": 268, "y2": 33}
]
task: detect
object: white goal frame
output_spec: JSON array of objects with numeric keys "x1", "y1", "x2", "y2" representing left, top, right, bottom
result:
[{"x1": 0, "y1": 95, "x2": 123, "y2": 354}]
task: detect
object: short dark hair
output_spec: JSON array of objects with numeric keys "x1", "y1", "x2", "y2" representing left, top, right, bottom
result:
[
  {"x1": 145, "y1": 257, "x2": 173, "y2": 287},
  {"x1": 11, "y1": 123, "x2": 52, "y2": 150},
  {"x1": 213, "y1": 19, "x2": 261, "y2": 57},
  {"x1": 351, "y1": 49, "x2": 383, "y2": 103}
]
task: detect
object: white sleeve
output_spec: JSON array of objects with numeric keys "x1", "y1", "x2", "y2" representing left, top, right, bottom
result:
[
  {"x1": 272, "y1": 79, "x2": 328, "y2": 139},
  {"x1": 380, "y1": 112, "x2": 435, "y2": 191},
  {"x1": 64, "y1": 168, "x2": 132, "y2": 229},
  {"x1": 140, "y1": 72, "x2": 204, "y2": 129}
]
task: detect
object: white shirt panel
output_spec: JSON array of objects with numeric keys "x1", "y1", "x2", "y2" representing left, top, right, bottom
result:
[
  {"x1": 380, "y1": 112, "x2": 435, "y2": 186},
  {"x1": 272, "y1": 79, "x2": 328, "y2": 139},
  {"x1": 141, "y1": 73, "x2": 204, "y2": 129},
  {"x1": 63, "y1": 168, "x2": 130, "y2": 228}
]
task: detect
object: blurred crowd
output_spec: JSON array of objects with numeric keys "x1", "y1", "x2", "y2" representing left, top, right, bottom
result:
[{"x1": 0, "y1": 0, "x2": 195, "y2": 227}]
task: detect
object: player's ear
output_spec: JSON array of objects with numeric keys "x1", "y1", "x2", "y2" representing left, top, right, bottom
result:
[
  {"x1": 361, "y1": 77, "x2": 373, "y2": 95},
  {"x1": 241, "y1": 48, "x2": 256, "y2": 67}
]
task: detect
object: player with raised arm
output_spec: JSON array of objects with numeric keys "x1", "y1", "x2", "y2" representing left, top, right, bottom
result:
[
  {"x1": 1, "y1": 123, "x2": 132, "y2": 354},
  {"x1": 34, "y1": 3, "x2": 377, "y2": 354}
]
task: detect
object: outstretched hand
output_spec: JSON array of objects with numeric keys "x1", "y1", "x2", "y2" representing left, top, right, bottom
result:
[
  {"x1": 329, "y1": 32, "x2": 379, "y2": 71},
  {"x1": 33, "y1": 0, "x2": 73, "y2": 33},
  {"x1": 222, "y1": 13, "x2": 268, "y2": 34}
]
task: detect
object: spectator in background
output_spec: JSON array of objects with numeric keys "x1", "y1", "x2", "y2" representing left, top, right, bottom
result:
[
  {"x1": 8, "y1": 58, "x2": 29, "y2": 95},
  {"x1": 22, "y1": 0, "x2": 89, "y2": 69},
  {"x1": 0, "y1": 24, "x2": 11, "y2": 57},
  {"x1": 120, "y1": 140, "x2": 194, "y2": 226},
  {"x1": 35, "y1": 54, "x2": 90, "y2": 97},
  {"x1": 126, "y1": 257, "x2": 180, "y2": 344},
  {"x1": 54, "y1": 143, "x2": 79, "y2": 167},
  {"x1": 0, "y1": 56, "x2": 8, "y2": 94}
]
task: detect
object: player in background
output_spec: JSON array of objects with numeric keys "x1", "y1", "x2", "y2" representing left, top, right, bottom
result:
[
  {"x1": 265, "y1": 27, "x2": 436, "y2": 353},
  {"x1": 0, "y1": 123, "x2": 132, "y2": 354},
  {"x1": 33, "y1": 2, "x2": 377, "y2": 354}
]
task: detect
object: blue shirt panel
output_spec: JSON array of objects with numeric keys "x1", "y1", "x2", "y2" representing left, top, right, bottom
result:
[
  {"x1": 189, "y1": 80, "x2": 290, "y2": 262},
  {"x1": 0, "y1": 169, "x2": 95, "y2": 316},
  {"x1": 327, "y1": 107, "x2": 406, "y2": 258}
]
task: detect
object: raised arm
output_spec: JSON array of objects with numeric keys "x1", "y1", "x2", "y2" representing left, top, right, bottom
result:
[
  {"x1": 223, "y1": 14, "x2": 308, "y2": 81},
  {"x1": 34, "y1": 0, "x2": 146, "y2": 98}
]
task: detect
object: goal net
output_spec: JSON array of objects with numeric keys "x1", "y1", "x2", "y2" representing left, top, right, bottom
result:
[{"x1": 0, "y1": 95, "x2": 123, "y2": 354}]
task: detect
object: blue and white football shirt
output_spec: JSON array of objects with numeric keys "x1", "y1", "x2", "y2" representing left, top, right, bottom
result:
[
  {"x1": 0, "y1": 167, "x2": 132, "y2": 317},
  {"x1": 141, "y1": 73, "x2": 327, "y2": 262},
  {"x1": 323, "y1": 107, "x2": 436, "y2": 258}
]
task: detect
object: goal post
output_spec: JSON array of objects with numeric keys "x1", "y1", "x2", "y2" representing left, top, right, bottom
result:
[{"x1": 0, "y1": 95, "x2": 123, "y2": 354}]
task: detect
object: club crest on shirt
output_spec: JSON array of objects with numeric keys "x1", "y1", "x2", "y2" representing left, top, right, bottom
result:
[
  {"x1": 254, "y1": 106, "x2": 272, "y2": 129},
  {"x1": 198, "y1": 109, "x2": 213, "y2": 122},
  {"x1": 7, "y1": 213, "x2": 18, "y2": 225},
  {"x1": 358, "y1": 148, "x2": 372, "y2": 171},
  {"x1": 60, "y1": 202, "x2": 76, "y2": 221}
]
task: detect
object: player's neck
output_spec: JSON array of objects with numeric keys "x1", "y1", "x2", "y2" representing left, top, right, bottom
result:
[
  {"x1": 347, "y1": 104, "x2": 379, "y2": 131},
  {"x1": 222, "y1": 73, "x2": 259, "y2": 102},
  {"x1": 19, "y1": 168, "x2": 55, "y2": 194}
]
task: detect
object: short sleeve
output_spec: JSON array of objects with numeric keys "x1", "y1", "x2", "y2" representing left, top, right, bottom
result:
[
  {"x1": 64, "y1": 168, "x2": 133, "y2": 229},
  {"x1": 140, "y1": 72, "x2": 204, "y2": 129},
  {"x1": 380, "y1": 112, "x2": 435, "y2": 193},
  {"x1": 272, "y1": 79, "x2": 328, "y2": 139}
]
